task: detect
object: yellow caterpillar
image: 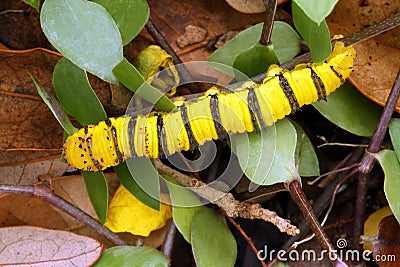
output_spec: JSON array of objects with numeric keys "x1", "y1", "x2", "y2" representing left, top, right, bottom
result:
[{"x1": 63, "y1": 42, "x2": 356, "y2": 172}]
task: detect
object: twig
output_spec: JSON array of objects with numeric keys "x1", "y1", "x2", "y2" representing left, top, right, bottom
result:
[
  {"x1": 161, "y1": 221, "x2": 176, "y2": 259},
  {"x1": 0, "y1": 10, "x2": 24, "y2": 15},
  {"x1": 155, "y1": 160, "x2": 299, "y2": 236},
  {"x1": 259, "y1": 0, "x2": 277, "y2": 45},
  {"x1": 0, "y1": 184, "x2": 127, "y2": 246},
  {"x1": 224, "y1": 215, "x2": 267, "y2": 267},
  {"x1": 353, "y1": 70, "x2": 400, "y2": 251},
  {"x1": 287, "y1": 179, "x2": 347, "y2": 267}
]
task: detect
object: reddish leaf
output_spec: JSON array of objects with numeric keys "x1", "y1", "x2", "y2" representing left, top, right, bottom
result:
[{"x1": 0, "y1": 226, "x2": 103, "y2": 266}]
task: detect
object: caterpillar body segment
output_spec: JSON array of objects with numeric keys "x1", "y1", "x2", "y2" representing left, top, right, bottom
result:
[{"x1": 62, "y1": 42, "x2": 356, "y2": 172}]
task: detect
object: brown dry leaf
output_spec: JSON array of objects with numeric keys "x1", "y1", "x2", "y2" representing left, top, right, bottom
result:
[
  {"x1": 0, "y1": 1, "x2": 51, "y2": 50},
  {"x1": 0, "y1": 48, "x2": 64, "y2": 153},
  {"x1": 225, "y1": 0, "x2": 288, "y2": 14},
  {"x1": 327, "y1": 0, "x2": 400, "y2": 112},
  {"x1": 0, "y1": 155, "x2": 74, "y2": 185},
  {"x1": 0, "y1": 48, "x2": 112, "y2": 167},
  {"x1": 373, "y1": 215, "x2": 400, "y2": 266},
  {"x1": 0, "y1": 226, "x2": 102, "y2": 266}
]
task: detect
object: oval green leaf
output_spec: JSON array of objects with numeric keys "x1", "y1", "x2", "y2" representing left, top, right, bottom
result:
[
  {"x1": 293, "y1": 0, "x2": 338, "y2": 25},
  {"x1": 165, "y1": 176, "x2": 202, "y2": 243},
  {"x1": 291, "y1": 120, "x2": 320, "y2": 177},
  {"x1": 271, "y1": 21, "x2": 301, "y2": 64},
  {"x1": 191, "y1": 208, "x2": 237, "y2": 267},
  {"x1": 29, "y1": 72, "x2": 77, "y2": 135},
  {"x1": 233, "y1": 44, "x2": 279, "y2": 77},
  {"x1": 208, "y1": 21, "x2": 300, "y2": 67},
  {"x1": 292, "y1": 1, "x2": 331, "y2": 62},
  {"x1": 125, "y1": 157, "x2": 161, "y2": 210},
  {"x1": 92, "y1": 0, "x2": 149, "y2": 45},
  {"x1": 374, "y1": 150, "x2": 400, "y2": 224},
  {"x1": 231, "y1": 118, "x2": 298, "y2": 187},
  {"x1": 40, "y1": 0, "x2": 123, "y2": 83},
  {"x1": 389, "y1": 118, "x2": 400, "y2": 160},
  {"x1": 82, "y1": 171, "x2": 109, "y2": 224},
  {"x1": 114, "y1": 163, "x2": 160, "y2": 211},
  {"x1": 53, "y1": 58, "x2": 107, "y2": 125},
  {"x1": 94, "y1": 246, "x2": 168, "y2": 267},
  {"x1": 313, "y1": 82, "x2": 382, "y2": 137}
]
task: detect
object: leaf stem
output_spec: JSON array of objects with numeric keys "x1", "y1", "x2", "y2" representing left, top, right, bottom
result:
[{"x1": 0, "y1": 184, "x2": 127, "y2": 246}]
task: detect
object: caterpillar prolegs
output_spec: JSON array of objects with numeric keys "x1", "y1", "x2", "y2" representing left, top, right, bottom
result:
[{"x1": 63, "y1": 42, "x2": 356, "y2": 172}]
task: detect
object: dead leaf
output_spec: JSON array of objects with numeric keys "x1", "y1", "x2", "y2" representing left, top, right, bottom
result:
[
  {"x1": 364, "y1": 206, "x2": 393, "y2": 251},
  {"x1": 373, "y1": 215, "x2": 400, "y2": 266},
  {"x1": 105, "y1": 185, "x2": 172, "y2": 237},
  {"x1": 0, "y1": 226, "x2": 102, "y2": 266},
  {"x1": 327, "y1": 0, "x2": 400, "y2": 112},
  {"x1": 0, "y1": 155, "x2": 74, "y2": 185},
  {"x1": 225, "y1": 0, "x2": 288, "y2": 14},
  {"x1": 0, "y1": 1, "x2": 51, "y2": 50},
  {"x1": 0, "y1": 48, "x2": 112, "y2": 166}
]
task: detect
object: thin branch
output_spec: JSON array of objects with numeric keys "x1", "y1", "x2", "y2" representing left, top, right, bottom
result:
[
  {"x1": 161, "y1": 221, "x2": 176, "y2": 259},
  {"x1": 287, "y1": 179, "x2": 347, "y2": 267},
  {"x1": 353, "y1": 70, "x2": 400, "y2": 251},
  {"x1": 155, "y1": 160, "x2": 299, "y2": 236},
  {"x1": 225, "y1": 215, "x2": 267, "y2": 267},
  {"x1": 0, "y1": 184, "x2": 127, "y2": 246},
  {"x1": 259, "y1": 0, "x2": 277, "y2": 45}
]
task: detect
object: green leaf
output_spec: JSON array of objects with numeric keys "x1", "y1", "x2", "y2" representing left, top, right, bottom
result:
[
  {"x1": 231, "y1": 118, "x2": 298, "y2": 186},
  {"x1": 82, "y1": 171, "x2": 108, "y2": 224},
  {"x1": 125, "y1": 157, "x2": 161, "y2": 210},
  {"x1": 52, "y1": 58, "x2": 109, "y2": 223},
  {"x1": 389, "y1": 118, "x2": 400, "y2": 160},
  {"x1": 313, "y1": 82, "x2": 382, "y2": 137},
  {"x1": 208, "y1": 21, "x2": 300, "y2": 66},
  {"x1": 293, "y1": 0, "x2": 338, "y2": 25},
  {"x1": 93, "y1": 246, "x2": 168, "y2": 267},
  {"x1": 92, "y1": 0, "x2": 149, "y2": 45},
  {"x1": 291, "y1": 120, "x2": 320, "y2": 177},
  {"x1": 114, "y1": 163, "x2": 160, "y2": 211},
  {"x1": 112, "y1": 58, "x2": 175, "y2": 112},
  {"x1": 233, "y1": 44, "x2": 279, "y2": 78},
  {"x1": 164, "y1": 176, "x2": 202, "y2": 243},
  {"x1": 271, "y1": 21, "x2": 301, "y2": 64},
  {"x1": 53, "y1": 58, "x2": 107, "y2": 125},
  {"x1": 374, "y1": 150, "x2": 400, "y2": 223},
  {"x1": 40, "y1": 0, "x2": 123, "y2": 83},
  {"x1": 292, "y1": 1, "x2": 331, "y2": 62},
  {"x1": 23, "y1": 0, "x2": 40, "y2": 10},
  {"x1": 29, "y1": 72, "x2": 77, "y2": 135},
  {"x1": 191, "y1": 208, "x2": 237, "y2": 267}
]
